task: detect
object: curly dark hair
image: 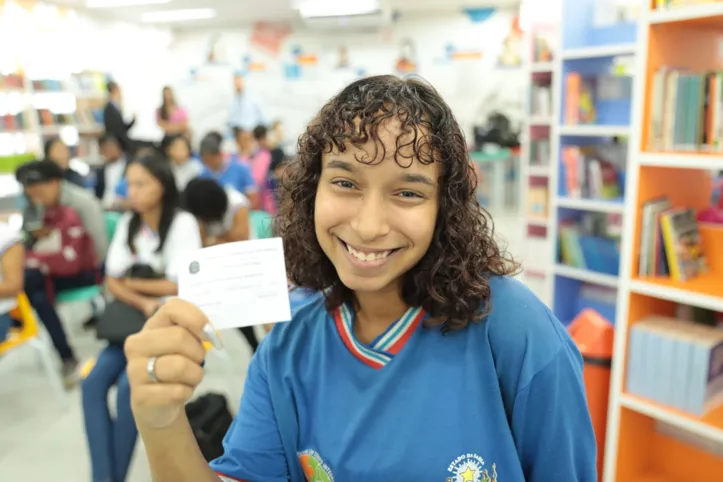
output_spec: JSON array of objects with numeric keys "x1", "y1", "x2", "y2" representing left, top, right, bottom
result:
[{"x1": 274, "y1": 75, "x2": 518, "y2": 331}]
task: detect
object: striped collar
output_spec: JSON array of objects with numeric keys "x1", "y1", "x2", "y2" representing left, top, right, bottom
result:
[{"x1": 333, "y1": 302, "x2": 426, "y2": 370}]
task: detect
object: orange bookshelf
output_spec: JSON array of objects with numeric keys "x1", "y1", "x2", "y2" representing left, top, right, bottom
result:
[{"x1": 604, "y1": 3, "x2": 723, "y2": 482}]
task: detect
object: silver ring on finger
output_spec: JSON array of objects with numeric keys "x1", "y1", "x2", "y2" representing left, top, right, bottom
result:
[{"x1": 147, "y1": 356, "x2": 160, "y2": 383}]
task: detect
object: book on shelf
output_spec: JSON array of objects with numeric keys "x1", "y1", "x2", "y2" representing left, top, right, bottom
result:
[
  {"x1": 561, "y1": 143, "x2": 626, "y2": 199},
  {"x1": 654, "y1": 0, "x2": 721, "y2": 10},
  {"x1": 565, "y1": 73, "x2": 597, "y2": 125},
  {"x1": 31, "y1": 79, "x2": 64, "y2": 92},
  {"x1": 647, "y1": 67, "x2": 723, "y2": 152},
  {"x1": 530, "y1": 138, "x2": 551, "y2": 166},
  {"x1": 565, "y1": 69, "x2": 632, "y2": 126},
  {"x1": 0, "y1": 73, "x2": 24, "y2": 90},
  {"x1": 532, "y1": 32, "x2": 554, "y2": 62},
  {"x1": 626, "y1": 315, "x2": 723, "y2": 417},
  {"x1": 1, "y1": 113, "x2": 29, "y2": 131},
  {"x1": 638, "y1": 200, "x2": 708, "y2": 280},
  {"x1": 530, "y1": 84, "x2": 552, "y2": 117},
  {"x1": 559, "y1": 212, "x2": 622, "y2": 272},
  {"x1": 527, "y1": 185, "x2": 548, "y2": 219}
]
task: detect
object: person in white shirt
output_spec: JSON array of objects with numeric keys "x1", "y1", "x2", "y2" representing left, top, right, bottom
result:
[
  {"x1": 180, "y1": 177, "x2": 251, "y2": 246},
  {"x1": 81, "y1": 154, "x2": 202, "y2": 482},
  {"x1": 95, "y1": 134, "x2": 128, "y2": 210},
  {"x1": 161, "y1": 134, "x2": 202, "y2": 193},
  {"x1": 0, "y1": 223, "x2": 24, "y2": 343}
]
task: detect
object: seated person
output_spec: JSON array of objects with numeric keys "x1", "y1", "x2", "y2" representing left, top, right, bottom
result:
[
  {"x1": 181, "y1": 178, "x2": 251, "y2": 246},
  {"x1": 0, "y1": 222, "x2": 24, "y2": 343},
  {"x1": 16, "y1": 160, "x2": 108, "y2": 386},
  {"x1": 161, "y1": 134, "x2": 202, "y2": 192},
  {"x1": 44, "y1": 138, "x2": 85, "y2": 187},
  {"x1": 198, "y1": 131, "x2": 259, "y2": 208},
  {"x1": 94, "y1": 133, "x2": 128, "y2": 210},
  {"x1": 82, "y1": 154, "x2": 202, "y2": 482},
  {"x1": 267, "y1": 149, "x2": 291, "y2": 211}
]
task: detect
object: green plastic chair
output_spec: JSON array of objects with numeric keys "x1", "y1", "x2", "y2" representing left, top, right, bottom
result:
[
  {"x1": 55, "y1": 211, "x2": 122, "y2": 304},
  {"x1": 250, "y1": 210, "x2": 273, "y2": 240}
]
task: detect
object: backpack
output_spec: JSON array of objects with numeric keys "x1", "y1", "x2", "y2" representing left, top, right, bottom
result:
[
  {"x1": 185, "y1": 393, "x2": 234, "y2": 462},
  {"x1": 26, "y1": 205, "x2": 98, "y2": 277}
]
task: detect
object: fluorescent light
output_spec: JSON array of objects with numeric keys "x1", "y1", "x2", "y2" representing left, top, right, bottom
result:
[
  {"x1": 141, "y1": 8, "x2": 216, "y2": 23},
  {"x1": 297, "y1": 0, "x2": 379, "y2": 18},
  {"x1": 86, "y1": 0, "x2": 171, "y2": 8}
]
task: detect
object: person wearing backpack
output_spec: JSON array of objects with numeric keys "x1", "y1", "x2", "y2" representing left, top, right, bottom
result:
[
  {"x1": 82, "y1": 155, "x2": 202, "y2": 482},
  {"x1": 16, "y1": 160, "x2": 108, "y2": 387}
]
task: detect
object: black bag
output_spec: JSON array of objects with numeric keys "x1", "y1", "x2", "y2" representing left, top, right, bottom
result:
[
  {"x1": 95, "y1": 264, "x2": 163, "y2": 345},
  {"x1": 185, "y1": 393, "x2": 234, "y2": 462}
]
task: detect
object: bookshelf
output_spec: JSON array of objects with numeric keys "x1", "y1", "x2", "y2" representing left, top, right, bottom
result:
[
  {"x1": 520, "y1": 19, "x2": 559, "y2": 305},
  {"x1": 603, "y1": 2, "x2": 723, "y2": 482},
  {"x1": 549, "y1": 0, "x2": 639, "y2": 331}
]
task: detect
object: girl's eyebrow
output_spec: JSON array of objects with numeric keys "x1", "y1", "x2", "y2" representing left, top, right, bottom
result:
[{"x1": 327, "y1": 159, "x2": 435, "y2": 186}]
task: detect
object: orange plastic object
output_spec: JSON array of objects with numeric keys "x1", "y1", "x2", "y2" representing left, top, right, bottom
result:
[{"x1": 568, "y1": 308, "x2": 615, "y2": 482}]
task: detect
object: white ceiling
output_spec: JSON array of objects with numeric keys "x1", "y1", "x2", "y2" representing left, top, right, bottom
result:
[{"x1": 45, "y1": 0, "x2": 520, "y2": 30}]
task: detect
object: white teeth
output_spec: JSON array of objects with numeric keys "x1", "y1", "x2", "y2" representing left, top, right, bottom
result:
[{"x1": 346, "y1": 244, "x2": 392, "y2": 262}]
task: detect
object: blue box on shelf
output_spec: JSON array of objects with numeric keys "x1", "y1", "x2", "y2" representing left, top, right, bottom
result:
[
  {"x1": 578, "y1": 235, "x2": 620, "y2": 276},
  {"x1": 561, "y1": 0, "x2": 637, "y2": 50}
]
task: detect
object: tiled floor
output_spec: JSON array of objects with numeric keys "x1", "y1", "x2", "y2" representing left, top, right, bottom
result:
[{"x1": 0, "y1": 208, "x2": 532, "y2": 481}]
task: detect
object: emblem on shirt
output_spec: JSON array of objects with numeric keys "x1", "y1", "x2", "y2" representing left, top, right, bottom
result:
[
  {"x1": 446, "y1": 453, "x2": 498, "y2": 482},
  {"x1": 298, "y1": 449, "x2": 335, "y2": 482}
]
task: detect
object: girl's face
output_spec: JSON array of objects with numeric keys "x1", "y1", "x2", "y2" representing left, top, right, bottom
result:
[
  {"x1": 127, "y1": 163, "x2": 163, "y2": 214},
  {"x1": 237, "y1": 130, "x2": 255, "y2": 153},
  {"x1": 163, "y1": 88, "x2": 174, "y2": 104},
  {"x1": 166, "y1": 138, "x2": 190, "y2": 165},
  {"x1": 314, "y1": 119, "x2": 439, "y2": 295},
  {"x1": 48, "y1": 141, "x2": 70, "y2": 168}
]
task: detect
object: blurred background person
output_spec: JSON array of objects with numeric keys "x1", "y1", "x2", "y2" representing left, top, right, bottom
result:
[
  {"x1": 156, "y1": 86, "x2": 190, "y2": 137},
  {"x1": 161, "y1": 134, "x2": 202, "y2": 192},
  {"x1": 44, "y1": 138, "x2": 85, "y2": 187},
  {"x1": 103, "y1": 80, "x2": 136, "y2": 154},
  {"x1": 16, "y1": 160, "x2": 107, "y2": 387},
  {"x1": 94, "y1": 133, "x2": 128, "y2": 210},
  {"x1": 227, "y1": 72, "x2": 267, "y2": 132},
  {"x1": 198, "y1": 131, "x2": 259, "y2": 208}
]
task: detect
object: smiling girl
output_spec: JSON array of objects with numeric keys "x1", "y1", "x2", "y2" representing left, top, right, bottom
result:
[{"x1": 124, "y1": 75, "x2": 597, "y2": 482}]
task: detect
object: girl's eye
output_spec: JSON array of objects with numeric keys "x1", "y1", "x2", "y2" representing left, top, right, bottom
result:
[
  {"x1": 332, "y1": 180, "x2": 356, "y2": 189},
  {"x1": 398, "y1": 191, "x2": 423, "y2": 199}
]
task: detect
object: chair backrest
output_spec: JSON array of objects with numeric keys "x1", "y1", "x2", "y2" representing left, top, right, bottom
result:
[
  {"x1": 0, "y1": 293, "x2": 39, "y2": 355},
  {"x1": 250, "y1": 210, "x2": 273, "y2": 239},
  {"x1": 104, "y1": 211, "x2": 122, "y2": 242}
]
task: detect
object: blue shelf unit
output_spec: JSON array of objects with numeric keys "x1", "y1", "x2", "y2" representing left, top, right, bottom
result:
[
  {"x1": 553, "y1": 0, "x2": 638, "y2": 327},
  {"x1": 561, "y1": 1, "x2": 636, "y2": 51}
]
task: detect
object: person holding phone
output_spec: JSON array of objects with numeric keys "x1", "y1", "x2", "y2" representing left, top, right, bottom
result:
[
  {"x1": 81, "y1": 155, "x2": 201, "y2": 482},
  {"x1": 123, "y1": 76, "x2": 596, "y2": 481}
]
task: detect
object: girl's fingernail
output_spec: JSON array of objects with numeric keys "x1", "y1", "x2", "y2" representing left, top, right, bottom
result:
[{"x1": 202, "y1": 323, "x2": 223, "y2": 349}]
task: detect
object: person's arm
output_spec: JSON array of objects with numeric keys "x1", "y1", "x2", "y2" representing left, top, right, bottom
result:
[
  {"x1": 510, "y1": 339, "x2": 597, "y2": 481},
  {"x1": 74, "y1": 191, "x2": 109, "y2": 260},
  {"x1": 107, "y1": 276, "x2": 158, "y2": 315},
  {"x1": 123, "y1": 278, "x2": 178, "y2": 298},
  {"x1": 0, "y1": 243, "x2": 24, "y2": 298},
  {"x1": 220, "y1": 207, "x2": 250, "y2": 243},
  {"x1": 236, "y1": 165, "x2": 260, "y2": 209}
]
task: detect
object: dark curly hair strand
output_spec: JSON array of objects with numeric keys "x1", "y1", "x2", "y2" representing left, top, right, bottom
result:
[{"x1": 274, "y1": 75, "x2": 518, "y2": 331}]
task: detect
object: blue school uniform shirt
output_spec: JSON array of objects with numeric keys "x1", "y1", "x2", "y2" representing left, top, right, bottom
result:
[
  {"x1": 199, "y1": 160, "x2": 256, "y2": 196},
  {"x1": 211, "y1": 277, "x2": 597, "y2": 482}
]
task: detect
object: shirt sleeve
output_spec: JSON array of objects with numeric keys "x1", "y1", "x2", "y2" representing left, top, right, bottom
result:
[
  {"x1": 105, "y1": 214, "x2": 132, "y2": 278},
  {"x1": 115, "y1": 178, "x2": 128, "y2": 199},
  {"x1": 164, "y1": 212, "x2": 202, "y2": 281},
  {"x1": 510, "y1": 342, "x2": 598, "y2": 482},
  {"x1": 210, "y1": 343, "x2": 289, "y2": 481},
  {"x1": 236, "y1": 164, "x2": 258, "y2": 194}
]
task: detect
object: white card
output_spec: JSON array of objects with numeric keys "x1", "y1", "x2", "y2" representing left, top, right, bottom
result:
[{"x1": 178, "y1": 238, "x2": 291, "y2": 329}]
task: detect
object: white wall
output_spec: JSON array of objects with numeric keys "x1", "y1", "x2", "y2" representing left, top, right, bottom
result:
[{"x1": 166, "y1": 10, "x2": 526, "y2": 149}]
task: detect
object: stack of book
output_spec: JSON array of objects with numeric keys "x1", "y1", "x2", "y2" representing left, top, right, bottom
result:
[
  {"x1": 627, "y1": 315, "x2": 723, "y2": 417},
  {"x1": 637, "y1": 197, "x2": 707, "y2": 281},
  {"x1": 0, "y1": 73, "x2": 24, "y2": 90},
  {"x1": 560, "y1": 143, "x2": 626, "y2": 199},
  {"x1": 648, "y1": 67, "x2": 723, "y2": 151},
  {"x1": 559, "y1": 212, "x2": 622, "y2": 274}
]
